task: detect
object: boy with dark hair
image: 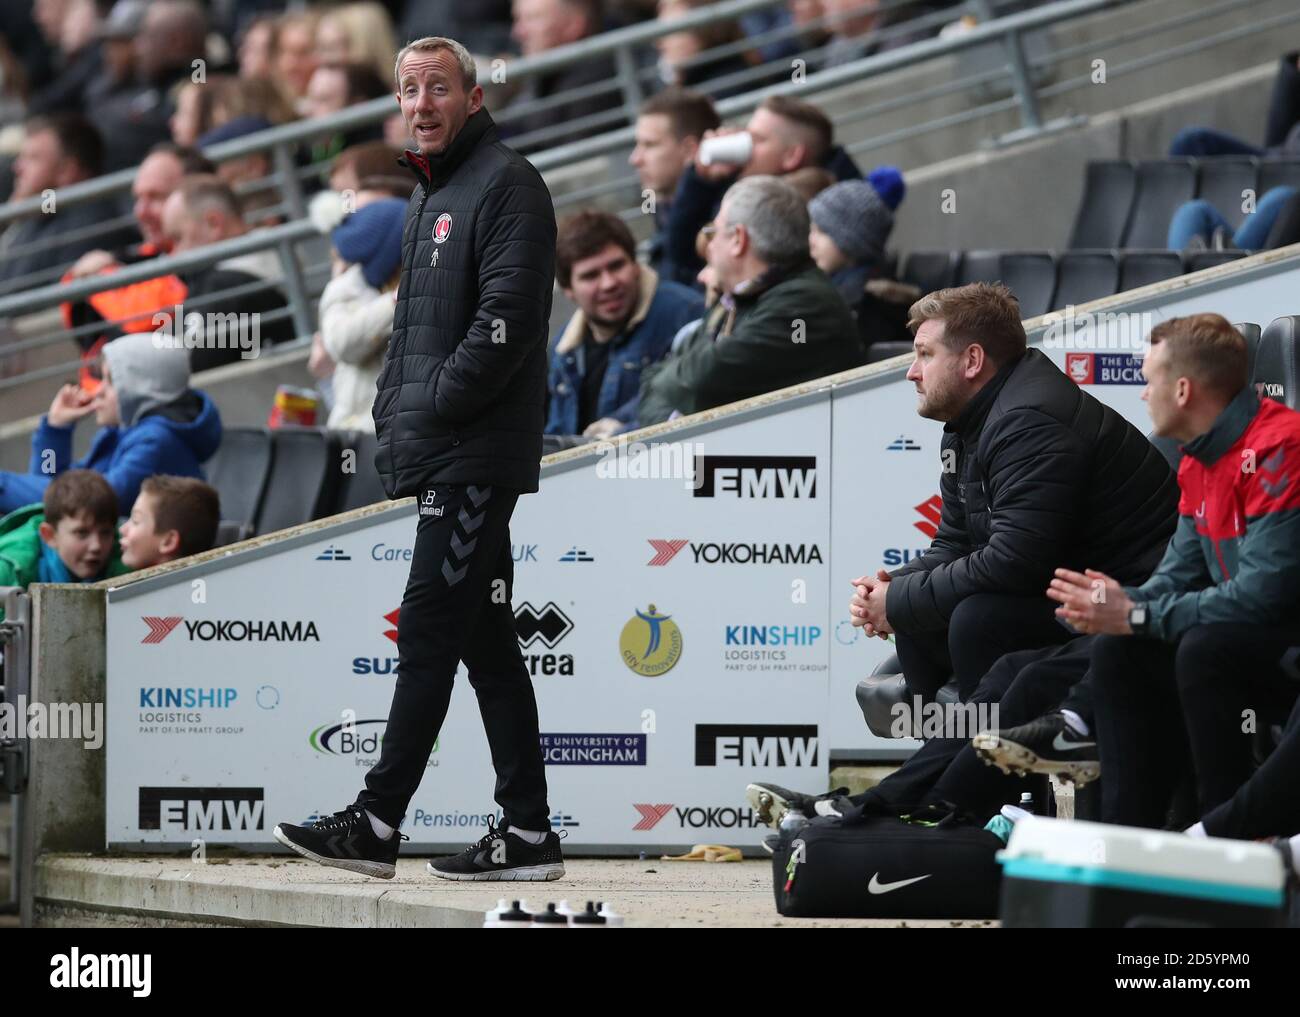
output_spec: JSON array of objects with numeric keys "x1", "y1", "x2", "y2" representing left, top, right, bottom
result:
[
  {"x1": 119, "y1": 475, "x2": 221, "y2": 569},
  {"x1": 0, "y1": 470, "x2": 130, "y2": 620}
]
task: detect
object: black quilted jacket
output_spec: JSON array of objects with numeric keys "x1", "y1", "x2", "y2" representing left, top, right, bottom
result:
[
  {"x1": 373, "y1": 108, "x2": 556, "y2": 496},
  {"x1": 886, "y1": 349, "x2": 1180, "y2": 633}
]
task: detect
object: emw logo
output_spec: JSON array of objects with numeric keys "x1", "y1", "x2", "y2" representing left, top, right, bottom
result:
[
  {"x1": 913, "y1": 496, "x2": 942, "y2": 539},
  {"x1": 141, "y1": 616, "x2": 183, "y2": 644},
  {"x1": 632, "y1": 803, "x2": 673, "y2": 830},
  {"x1": 646, "y1": 539, "x2": 687, "y2": 566}
]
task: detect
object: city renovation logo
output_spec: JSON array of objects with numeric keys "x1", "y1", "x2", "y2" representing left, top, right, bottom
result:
[
  {"x1": 515, "y1": 601, "x2": 575, "y2": 676},
  {"x1": 620, "y1": 604, "x2": 683, "y2": 676},
  {"x1": 141, "y1": 616, "x2": 320, "y2": 643},
  {"x1": 691, "y1": 455, "x2": 817, "y2": 498}
]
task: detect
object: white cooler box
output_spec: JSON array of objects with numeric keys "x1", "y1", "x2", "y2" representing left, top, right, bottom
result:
[{"x1": 998, "y1": 817, "x2": 1287, "y2": 928}]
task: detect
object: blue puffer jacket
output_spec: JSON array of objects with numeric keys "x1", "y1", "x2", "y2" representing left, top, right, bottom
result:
[
  {"x1": 0, "y1": 391, "x2": 222, "y2": 515},
  {"x1": 546, "y1": 268, "x2": 704, "y2": 435}
]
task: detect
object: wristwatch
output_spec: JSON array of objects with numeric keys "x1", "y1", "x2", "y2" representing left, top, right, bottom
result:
[{"x1": 1127, "y1": 603, "x2": 1148, "y2": 635}]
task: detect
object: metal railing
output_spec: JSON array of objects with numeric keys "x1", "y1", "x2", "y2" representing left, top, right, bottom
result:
[{"x1": 0, "y1": 589, "x2": 32, "y2": 917}]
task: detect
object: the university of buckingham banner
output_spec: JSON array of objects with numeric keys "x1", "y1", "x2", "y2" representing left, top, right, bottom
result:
[{"x1": 104, "y1": 323, "x2": 1163, "y2": 853}]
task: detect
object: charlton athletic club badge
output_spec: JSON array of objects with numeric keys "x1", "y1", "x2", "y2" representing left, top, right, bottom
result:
[{"x1": 433, "y1": 213, "x2": 453, "y2": 243}]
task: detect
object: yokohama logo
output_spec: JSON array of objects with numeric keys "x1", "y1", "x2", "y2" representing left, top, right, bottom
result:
[
  {"x1": 632, "y1": 803, "x2": 674, "y2": 830},
  {"x1": 141, "y1": 616, "x2": 183, "y2": 644},
  {"x1": 913, "y1": 495, "x2": 943, "y2": 539},
  {"x1": 646, "y1": 539, "x2": 687, "y2": 566}
]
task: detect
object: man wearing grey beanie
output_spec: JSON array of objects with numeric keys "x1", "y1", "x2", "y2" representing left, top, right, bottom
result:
[{"x1": 809, "y1": 178, "x2": 919, "y2": 353}]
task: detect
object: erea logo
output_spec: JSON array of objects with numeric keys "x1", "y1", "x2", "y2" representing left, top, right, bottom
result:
[{"x1": 141, "y1": 616, "x2": 183, "y2": 644}]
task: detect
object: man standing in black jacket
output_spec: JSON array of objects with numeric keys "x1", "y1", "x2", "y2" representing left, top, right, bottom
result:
[
  {"x1": 274, "y1": 36, "x2": 563, "y2": 882},
  {"x1": 850, "y1": 283, "x2": 1178, "y2": 702}
]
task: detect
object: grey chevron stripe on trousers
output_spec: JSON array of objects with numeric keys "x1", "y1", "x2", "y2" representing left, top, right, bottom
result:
[{"x1": 355, "y1": 483, "x2": 551, "y2": 832}]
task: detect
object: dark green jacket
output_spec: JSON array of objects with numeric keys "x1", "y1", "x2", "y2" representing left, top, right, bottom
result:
[
  {"x1": 0, "y1": 504, "x2": 129, "y2": 621},
  {"x1": 636, "y1": 261, "x2": 864, "y2": 426}
]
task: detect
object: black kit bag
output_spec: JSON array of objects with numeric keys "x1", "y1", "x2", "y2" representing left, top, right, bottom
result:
[{"x1": 771, "y1": 801, "x2": 1005, "y2": 919}]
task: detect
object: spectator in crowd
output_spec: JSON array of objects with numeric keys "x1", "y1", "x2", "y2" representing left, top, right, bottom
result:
[
  {"x1": 118, "y1": 474, "x2": 221, "y2": 570},
  {"x1": 328, "y1": 141, "x2": 408, "y2": 196},
  {"x1": 0, "y1": 470, "x2": 129, "y2": 619},
  {"x1": 193, "y1": 116, "x2": 280, "y2": 227},
  {"x1": 505, "y1": 0, "x2": 622, "y2": 148},
  {"x1": 629, "y1": 88, "x2": 720, "y2": 285},
  {"x1": 85, "y1": 0, "x2": 147, "y2": 113},
  {"x1": 985, "y1": 315, "x2": 1300, "y2": 833},
  {"x1": 819, "y1": 0, "x2": 939, "y2": 69},
  {"x1": 0, "y1": 113, "x2": 133, "y2": 295},
  {"x1": 783, "y1": 165, "x2": 836, "y2": 201},
  {"x1": 547, "y1": 210, "x2": 703, "y2": 438},
  {"x1": 0, "y1": 331, "x2": 222, "y2": 514},
  {"x1": 26, "y1": 0, "x2": 103, "y2": 117},
  {"x1": 808, "y1": 178, "x2": 918, "y2": 350},
  {"x1": 637, "y1": 176, "x2": 864, "y2": 425},
  {"x1": 1167, "y1": 185, "x2": 1299, "y2": 253},
  {"x1": 313, "y1": 196, "x2": 406, "y2": 431},
  {"x1": 316, "y1": 3, "x2": 400, "y2": 85},
  {"x1": 304, "y1": 62, "x2": 391, "y2": 164},
  {"x1": 1169, "y1": 51, "x2": 1300, "y2": 158},
  {"x1": 663, "y1": 95, "x2": 899, "y2": 284},
  {"x1": 170, "y1": 75, "x2": 241, "y2": 148},
  {"x1": 400, "y1": 0, "x2": 515, "y2": 57},
  {"x1": 236, "y1": 14, "x2": 278, "y2": 80},
  {"x1": 60, "y1": 143, "x2": 215, "y2": 360},
  {"x1": 158, "y1": 174, "x2": 295, "y2": 372},
  {"x1": 655, "y1": 0, "x2": 752, "y2": 96},
  {"x1": 273, "y1": 10, "x2": 321, "y2": 110},
  {"x1": 847, "y1": 283, "x2": 1178, "y2": 702},
  {"x1": 91, "y1": 0, "x2": 209, "y2": 171}
]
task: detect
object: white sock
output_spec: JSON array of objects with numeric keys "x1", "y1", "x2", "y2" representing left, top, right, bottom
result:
[
  {"x1": 814, "y1": 799, "x2": 842, "y2": 817},
  {"x1": 1185, "y1": 821, "x2": 1207, "y2": 837},
  {"x1": 509, "y1": 827, "x2": 548, "y2": 844},
  {"x1": 1060, "y1": 709, "x2": 1091, "y2": 738},
  {"x1": 366, "y1": 810, "x2": 395, "y2": 840}
]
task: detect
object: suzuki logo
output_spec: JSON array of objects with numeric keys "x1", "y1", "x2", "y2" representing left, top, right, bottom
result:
[
  {"x1": 646, "y1": 539, "x2": 688, "y2": 566},
  {"x1": 383, "y1": 608, "x2": 400, "y2": 644},
  {"x1": 913, "y1": 495, "x2": 942, "y2": 539},
  {"x1": 141, "y1": 616, "x2": 183, "y2": 644},
  {"x1": 514, "y1": 602, "x2": 573, "y2": 648}
]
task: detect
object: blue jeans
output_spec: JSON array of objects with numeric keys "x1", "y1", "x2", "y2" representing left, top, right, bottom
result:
[
  {"x1": 1167, "y1": 185, "x2": 1299, "y2": 251},
  {"x1": 1168, "y1": 126, "x2": 1263, "y2": 158}
]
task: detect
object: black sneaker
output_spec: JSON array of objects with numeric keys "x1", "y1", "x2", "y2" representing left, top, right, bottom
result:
[
  {"x1": 273, "y1": 805, "x2": 406, "y2": 879},
  {"x1": 972, "y1": 712, "x2": 1100, "y2": 785},
  {"x1": 745, "y1": 783, "x2": 848, "y2": 829},
  {"x1": 427, "y1": 818, "x2": 565, "y2": 882}
]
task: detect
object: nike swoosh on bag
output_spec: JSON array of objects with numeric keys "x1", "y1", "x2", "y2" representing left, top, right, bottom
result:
[
  {"x1": 1052, "y1": 731, "x2": 1096, "y2": 751},
  {"x1": 868, "y1": 872, "x2": 931, "y2": 894}
]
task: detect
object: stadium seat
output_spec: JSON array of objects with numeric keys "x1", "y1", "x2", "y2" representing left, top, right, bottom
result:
[
  {"x1": 999, "y1": 251, "x2": 1056, "y2": 319},
  {"x1": 1122, "y1": 159, "x2": 1198, "y2": 249},
  {"x1": 956, "y1": 249, "x2": 1002, "y2": 286},
  {"x1": 855, "y1": 653, "x2": 960, "y2": 739},
  {"x1": 214, "y1": 520, "x2": 254, "y2": 548},
  {"x1": 1234, "y1": 321, "x2": 1262, "y2": 379},
  {"x1": 332, "y1": 430, "x2": 388, "y2": 513},
  {"x1": 204, "y1": 427, "x2": 273, "y2": 533},
  {"x1": 255, "y1": 428, "x2": 342, "y2": 535},
  {"x1": 1069, "y1": 160, "x2": 1136, "y2": 249},
  {"x1": 1117, "y1": 250, "x2": 1184, "y2": 291},
  {"x1": 1185, "y1": 250, "x2": 1248, "y2": 273},
  {"x1": 1258, "y1": 158, "x2": 1300, "y2": 196},
  {"x1": 900, "y1": 250, "x2": 959, "y2": 293},
  {"x1": 1253, "y1": 315, "x2": 1300, "y2": 409},
  {"x1": 1194, "y1": 157, "x2": 1258, "y2": 230},
  {"x1": 1053, "y1": 250, "x2": 1119, "y2": 309}
]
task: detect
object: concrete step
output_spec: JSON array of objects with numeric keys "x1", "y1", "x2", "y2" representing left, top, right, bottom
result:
[{"x1": 33, "y1": 854, "x2": 996, "y2": 928}]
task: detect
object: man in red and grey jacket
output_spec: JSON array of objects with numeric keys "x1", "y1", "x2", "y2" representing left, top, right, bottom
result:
[{"x1": 988, "y1": 313, "x2": 1300, "y2": 832}]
